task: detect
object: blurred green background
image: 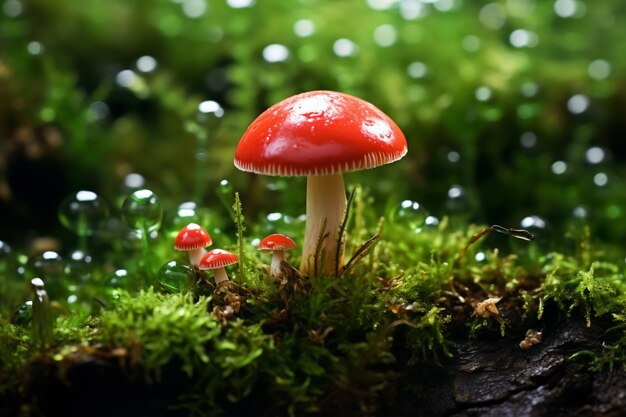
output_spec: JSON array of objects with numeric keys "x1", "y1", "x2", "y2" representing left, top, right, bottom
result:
[{"x1": 1, "y1": 0, "x2": 625, "y2": 250}]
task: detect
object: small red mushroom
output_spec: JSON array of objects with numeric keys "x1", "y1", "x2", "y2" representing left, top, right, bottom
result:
[
  {"x1": 174, "y1": 223, "x2": 212, "y2": 267},
  {"x1": 258, "y1": 233, "x2": 296, "y2": 277},
  {"x1": 234, "y1": 91, "x2": 407, "y2": 276},
  {"x1": 199, "y1": 249, "x2": 238, "y2": 285}
]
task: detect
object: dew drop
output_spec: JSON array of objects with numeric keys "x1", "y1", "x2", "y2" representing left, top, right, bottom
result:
[
  {"x1": 121, "y1": 189, "x2": 163, "y2": 236},
  {"x1": 58, "y1": 191, "x2": 109, "y2": 237}
]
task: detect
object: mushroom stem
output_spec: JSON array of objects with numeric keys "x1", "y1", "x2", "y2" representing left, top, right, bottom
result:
[
  {"x1": 213, "y1": 267, "x2": 229, "y2": 285},
  {"x1": 270, "y1": 250, "x2": 285, "y2": 277},
  {"x1": 188, "y1": 248, "x2": 207, "y2": 267},
  {"x1": 300, "y1": 174, "x2": 347, "y2": 276}
]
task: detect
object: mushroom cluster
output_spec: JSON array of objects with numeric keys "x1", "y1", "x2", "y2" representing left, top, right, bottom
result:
[
  {"x1": 174, "y1": 223, "x2": 238, "y2": 285},
  {"x1": 234, "y1": 90, "x2": 407, "y2": 276}
]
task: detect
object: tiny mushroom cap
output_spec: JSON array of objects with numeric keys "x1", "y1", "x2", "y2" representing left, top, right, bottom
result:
[
  {"x1": 199, "y1": 249, "x2": 239, "y2": 285},
  {"x1": 235, "y1": 90, "x2": 407, "y2": 276},
  {"x1": 258, "y1": 233, "x2": 296, "y2": 252},
  {"x1": 258, "y1": 234, "x2": 296, "y2": 277},
  {"x1": 174, "y1": 223, "x2": 212, "y2": 267}
]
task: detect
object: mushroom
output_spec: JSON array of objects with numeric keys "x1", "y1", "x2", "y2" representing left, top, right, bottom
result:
[
  {"x1": 174, "y1": 223, "x2": 212, "y2": 267},
  {"x1": 199, "y1": 249, "x2": 238, "y2": 285},
  {"x1": 234, "y1": 91, "x2": 407, "y2": 276},
  {"x1": 258, "y1": 233, "x2": 296, "y2": 277}
]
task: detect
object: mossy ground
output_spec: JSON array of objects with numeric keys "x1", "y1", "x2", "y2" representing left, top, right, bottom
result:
[{"x1": 1, "y1": 190, "x2": 625, "y2": 417}]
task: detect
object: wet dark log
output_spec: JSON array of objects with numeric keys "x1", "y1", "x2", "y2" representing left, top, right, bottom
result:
[{"x1": 390, "y1": 312, "x2": 626, "y2": 417}]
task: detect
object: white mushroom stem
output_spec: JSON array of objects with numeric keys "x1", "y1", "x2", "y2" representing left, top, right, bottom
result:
[
  {"x1": 188, "y1": 248, "x2": 208, "y2": 267},
  {"x1": 270, "y1": 250, "x2": 285, "y2": 277},
  {"x1": 300, "y1": 174, "x2": 347, "y2": 276},
  {"x1": 213, "y1": 267, "x2": 229, "y2": 285}
]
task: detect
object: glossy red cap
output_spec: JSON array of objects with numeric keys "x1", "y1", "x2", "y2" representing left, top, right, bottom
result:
[
  {"x1": 234, "y1": 90, "x2": 407, "y2": 176},
  {"x1": 258, "y1": 233, "x2": 296, "y2": 251},
  {"x1": 174, "y1": 223, "x2": 212, "y2": 251},
  {"x1": 198, "y1": 249, "x2": 238, "y2": 270}
]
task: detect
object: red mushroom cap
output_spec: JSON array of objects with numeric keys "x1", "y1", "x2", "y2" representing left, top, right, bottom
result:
[
  {"x1": 234, "y1": 90, "x2": 407, "y2": 176},
  {"x1": 198, "y1": 249, "x2": 238, "y2": 270},
  {"x1": 258, "y1": 233, "x2": 296, "y2": 251},
  {"x1": 174, "y1": 223, "x2": 212, "y2": 251}
]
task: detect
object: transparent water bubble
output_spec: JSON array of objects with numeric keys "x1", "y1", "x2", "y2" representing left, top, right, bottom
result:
[
  {"x1": 263, "y1": 44, "x2": 289, "y2": 63},
  {"x1": 407, "y1": 61, "x2": 428, "y2": 79},
  {"x1": 397, "y1": 199, "x2": 428, "y2": 232},
  {"x1": 593, "y1": 172, "x2": 608, "y2": 187},
  {"x1": 158, "y1": 261, "x2": 195, "y2": 293},
  {"x1": 104, "y1": 269, "x2": 129, "y2": 302},
  {"x1": 585, "y1": 147, "x2": 605, "y2": 164},
  {"x1": 29, "y1": 251, "x2": 64, "y2": 278},
  {"x1": 333, "y1": 38, "x2": 358, "y2": 57},
  {"x1": 424, "y1": 215, "x2": 440, "y2": 229},
  {"x1": 123, "y1": 173, "x2": 146, "y2": 190},
  {"x1": 227, "y1": 0, "x2": 255, "y2": 8},
  {"x1": 551, "y1": 161, "x2": 567, "y2": 175},
  {"x1": 520, "y1": 131, "x2": 537, "y2": 148},
  {"x1": 567, "y1": 94, "x2": 589, "y2": 114},
  {"x1": 58, "y1": 191, "x2": 109, "y2": 237},
  {"x1": 64, "y1": 249, "x2": 93, "y2": 283},
  {"x1": 475, "y1": 86, "x2": 492, "y2": 101},
  {"x1": 588, "y1": 59, "x2": 611, "y2": 80},
  {"x1": 475, "y1": 251, "x2": 489, "y2": 263},
  {"x1": 572, "y1": 206, "x2": 589, "y2": 220},
  {"x1": 445, "y1": 185, "x2": 472, "y2": 215},
  {"x1": 168, "y1": 201, "x2": 203, "y2": 238},
  {"x1": 121, "y1": 189, "x2": 163, "y2": 236},
  {"x1": 12, "y1": 301, "x2": 33, "y2": 326},
  {"x1": 197, "y1": 100, "x2": 224, "y2": 120},
  {"x1": 216, "y1": 179, "x2": 234, "y2": 202},
  {"x1": 3, "y1": 0, "x2": 22, "y2": 17},
  {"x1": 258, "y1": 212, "x2": 305, "y2": 237},
  {"x1": 462, "y1": 35, "x2": 481, "y2": 52},
  {"x1": 400, "y1": 0, "x2": 426, "y2": 20},
  {"x1": 136, "y1": 55, "x2": 157, "y2": 73},
  {"x1": 294, "y1": 19, "x2": 315, "y2": 37},
  {"x1": 27, "y1": 41, "x2": 44, "y2": 55},
  {"x1": 479, "y1": 3, "x2": 506, "y2": 30},
  {"x1": 373, "y1": 24, "x2": 398, "y2": 47}
]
